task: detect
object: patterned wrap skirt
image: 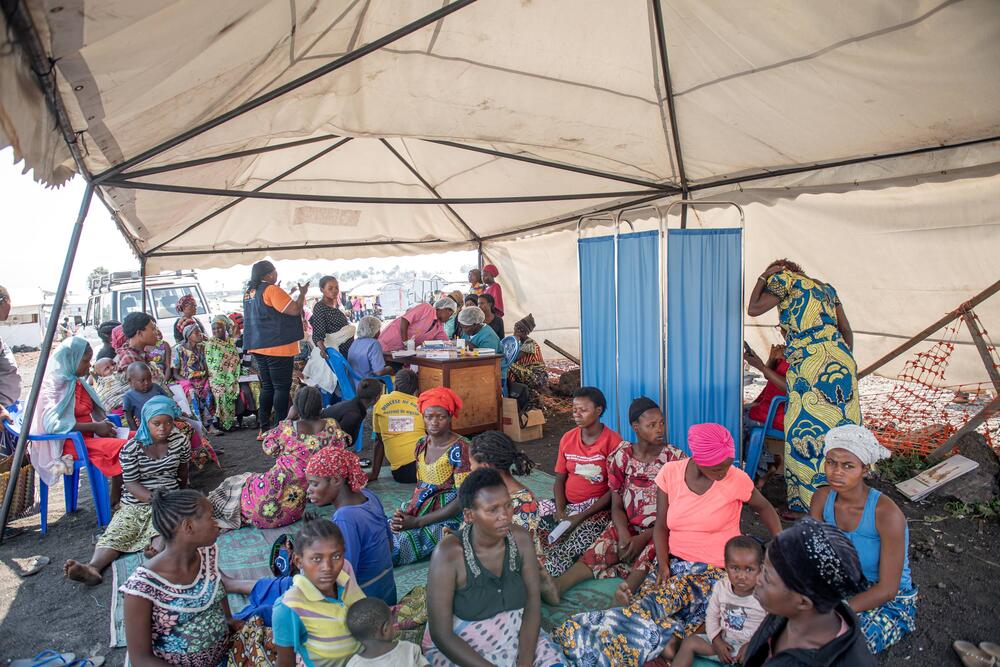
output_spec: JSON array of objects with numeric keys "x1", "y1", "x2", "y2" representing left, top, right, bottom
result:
[
  {"x1": 422, "y1": 608, "x2": 565, "y2": 667},
  {"x1": 96, "y1": 503, "x2": 158, "y2": 553},
  {"x1": 858, "y1": 587, "x2": 918, "y2": 654}
]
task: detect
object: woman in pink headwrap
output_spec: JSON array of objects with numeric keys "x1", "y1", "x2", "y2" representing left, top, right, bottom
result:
[
  {"x1": 481, "y1": 264, "x2": 504, "y2": 317},
  {"x1": 553, "y1": 423, "x2": 782, "y2": 665}
]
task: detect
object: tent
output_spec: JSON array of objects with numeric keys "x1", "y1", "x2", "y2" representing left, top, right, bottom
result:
[{"x1": 2, "y1": 1, "x2": 999, "y2": 527}]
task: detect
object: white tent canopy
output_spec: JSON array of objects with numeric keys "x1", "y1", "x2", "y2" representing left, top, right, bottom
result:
[{"x1": 2, "y1": 0, "x2": 1000, "y2": 381}]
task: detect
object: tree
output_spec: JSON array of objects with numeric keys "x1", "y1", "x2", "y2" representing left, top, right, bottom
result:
[{"x1": 87, "y1": 266, "x2": 109, "y2": 286}]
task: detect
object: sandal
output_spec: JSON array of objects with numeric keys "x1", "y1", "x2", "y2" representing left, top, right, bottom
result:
[
  {"x1": 954, "y1": 641, "x2": 997, "y2": 666},
  {"x1": 67, "y1": 658, "x2": 105, "y2": 667},
  {"x1": 982, "y1": 644, "x2": 1000, "y2": 661},
  {"x1": 10, "y1": 650, "x2": 76, "y2": 667},
  {"x1": 14, "y1": 555, "x2": 50, "y2": 577},
  {"x1": 256, "y1": 431, "x2": 265, "y2": 441}
]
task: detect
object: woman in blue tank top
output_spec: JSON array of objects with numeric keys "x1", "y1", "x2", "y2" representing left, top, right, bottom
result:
[{"x1": 809, "y1": 424, "x2": 916, "y2": 654}]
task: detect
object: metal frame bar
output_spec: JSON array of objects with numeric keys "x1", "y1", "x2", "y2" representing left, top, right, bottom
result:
[
  {"x1": 102, "y1": 179, "x2": 662, "y2": 205},
  {"x1": 378, "y1": 139, "x2": 481, "y2": 241},
  {"x1": 93, "y1": 0, "x2": 481, "y2": 182},
  {"x1": 960, "y1": 310, "x2": 1000, "y2": 394},
  {"x1": 650, "y1": 0, "x2": 690, "y2": 227},
  {"x1": 927, "y1": 395, "x2": 1000, "y2": 462},
  {"x1": 117, "y1": 134, "x2": 341, "y2": 180},
  {"x1": 148, "y1": 238, "x2": 456, "y2": 259},
  {"x1": 146, "y1": 137, "x2": 353, "y2": 254},
  {"x1": 664, "y1": 199, "x2": 746, "y2": 461},
  {"x1": 140, "y1": 257, "x2": 148, "y2": 312},
  {"x1": 422, "y1": 139, "x2": 671, "y2": 190},
  {"x1": 0, "y1": 186, "x2": 95, "y2": 543}
]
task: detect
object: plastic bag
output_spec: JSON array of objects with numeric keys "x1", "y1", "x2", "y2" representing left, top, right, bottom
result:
[{"x1": 302, "y1": 346, "x2": 339, "y2": 394}]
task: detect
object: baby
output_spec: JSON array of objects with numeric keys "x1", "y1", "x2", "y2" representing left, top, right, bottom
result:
[
  {"x1": 122, "y1": 362, "x2": 171, "y2": 430},
  {"x1": 671, "y1": 536, "x2": 767, "y2": 667},
  {"x1": 93, "y1": 358, "x2": 115, "y2": 378},
  {"x1": 346, "y1": 597, "x2": 428, "y2": 667}
]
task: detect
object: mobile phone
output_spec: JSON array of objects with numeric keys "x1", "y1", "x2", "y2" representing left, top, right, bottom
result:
[{"x1": 743, "y1": 341, "x2": 753, "y2": 355}]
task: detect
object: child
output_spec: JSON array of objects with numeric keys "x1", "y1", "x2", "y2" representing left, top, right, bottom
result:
[
  {"x1": 173, "y1": 323, "x2": 223, "y2": 435},
  {"x1": 145, "y1": 327, "x2": 173, "y2": 383},
  {"x1": 121, "y1": 489, "x2": 234, "y2": 666},
  {"x1": 92, "y1": 357, "x2": 115, "y2": 380},
  {"x1": 672, "y1": 536, "x2": 767, "y2": 667},
  {"x1": 273, "y1": 518, "x2": 366, "y2": 667},
  {"x1": 122, "y1": 361, "x2": 171, "y2": 429},
  {"x1": 65, "y1": 396, "x2": 190, "y2": 586},
  {"x1": 346, "y1": 597, "x2": 428, "y2": 667}
]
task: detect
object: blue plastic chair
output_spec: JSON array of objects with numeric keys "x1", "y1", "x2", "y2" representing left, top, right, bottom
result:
[
  {"x1": 353, "y1": 421, "x2": 365, "y2": 453},
  {"x1": 324, "y1": 348, "x2": 394, "y2": 404},
  {"x1": 500, "y1": 336, "x2": 520, "y2": 397},
  {"x1": 3, "y1": 401, "x2": 121, "y2": 534},
  {"x1": 741, "y1": 395, "x2": 787, "y2": 479}
]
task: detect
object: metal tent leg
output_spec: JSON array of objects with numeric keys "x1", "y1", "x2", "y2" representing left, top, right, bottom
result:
[{"x1": 0, "y1": 185, "x2": 95, "y2": 543}]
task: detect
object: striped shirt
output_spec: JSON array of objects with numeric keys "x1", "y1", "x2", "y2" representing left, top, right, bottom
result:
[{"x1": 120, "y1": 430, "x2": 191, "y2": 506}]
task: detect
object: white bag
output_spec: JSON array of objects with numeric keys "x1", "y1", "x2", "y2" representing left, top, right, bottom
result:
[
  {"x1": 168, "y1": 383, "x2": 194, "y2": 416},
  {"x1": 302, "y1": 346, "x2": 339, "y2": 394}
]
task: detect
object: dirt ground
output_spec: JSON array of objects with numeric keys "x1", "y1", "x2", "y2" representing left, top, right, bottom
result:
[{"x1": 1, "y1": 398, "x2": 998, "y2": 664}]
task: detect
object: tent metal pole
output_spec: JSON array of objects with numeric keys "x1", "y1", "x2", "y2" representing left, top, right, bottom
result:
[
  {"x1": 118, "y1": 135, "x2": 341, "y2": 180},
  {"x1": 378, "y1": 139, "x2": 481, "y2": 241},
  {"x1": 650, "y1": 0, "x2": 690, "y2": 228},
  {"x1": 146, "y1": 138, "x2": 353, "y2": 255},
  {"x1": 92, "y1": 0, "x2": 480, "y2": 183},
  {"x1": 140, "y1": 257, "x2": 148, "y2": 313},
  {"x1": 0, "y1": 184, "x2": 95, "y2": 543},
  {"x1": 101, "y1": 180, "x2": 663, "y2": 205},
  {"x1": 422, "y1": 139, "x2": 671, "y2": 190}
]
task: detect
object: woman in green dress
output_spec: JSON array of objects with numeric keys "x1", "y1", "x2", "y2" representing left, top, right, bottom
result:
[
  {"x1": 747, "y1": 258, "x2": 861, "y2": 516},
  {"x1": 204, "y1": 315, "x2": 241, "y2": 431}
]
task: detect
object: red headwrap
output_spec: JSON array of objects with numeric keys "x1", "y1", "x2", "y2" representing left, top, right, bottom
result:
[
  {"x1": 111, "y1": 325, "x2": 126, "y2": 352},
  {"x1": 687, "y1": 423, "x2": 735, "y2": 467},
  {"x1": 305, "y1": 445, "x2": 368, "y2": 492},
  {"x1": 418, "y1": 386, "x2": 463, "y2": 417},
  {"x1": 175, "y1": 294, "x2": 197, "y2": 314},
  {"x1": 482, "y1": 264, "x2": 499, "y2": 278}
]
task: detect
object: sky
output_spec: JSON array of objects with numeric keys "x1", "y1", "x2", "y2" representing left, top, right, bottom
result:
[{"x1": 1, "y1": 147, "x2": 474, "y2": 302}]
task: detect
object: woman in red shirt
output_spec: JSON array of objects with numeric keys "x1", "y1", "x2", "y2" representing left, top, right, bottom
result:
[{"x1": 536, "y1": 386, "x2": 620, "y2": 583}]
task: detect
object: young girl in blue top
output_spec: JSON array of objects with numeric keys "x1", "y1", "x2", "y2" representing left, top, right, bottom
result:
[{"x1": 809, "y1": 424, "x2": 916, "y2": 654}]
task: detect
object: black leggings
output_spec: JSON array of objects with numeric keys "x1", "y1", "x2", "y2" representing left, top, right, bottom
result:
[
  {"x1": 391, "y1": 461, "x2": 418, "y2": 484},
  {"x1": 253, "y1": 353, "x2": 294, "y2": 431}
]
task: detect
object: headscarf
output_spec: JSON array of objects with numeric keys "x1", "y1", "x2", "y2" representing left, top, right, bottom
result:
[
  {"x1": 135, "y1": 396, "x2": 181, "y2": 446},
  {"x1": 482, "y1": 264, "x2": 499, "y2": 278},
  {"x1": 122, "y1": 311, "x2": 153, "y2": 338},
  {"x1": 305, "y1": 445, "x2": 368, "y2": 492},
  {"x1": 628, "y1": 397, "x2": 659, "y2": 424},
  {"x1": 514, "y1": 313, "x2": 536, "y2": 335},
  {"x1": 433, "y1": 296, "x2": 458, "y2": 312},
  {"x1": 182, "y1": 323, "x2": 201, "y2": 341},
  {"x1": 458, "y1": 306, "x2": 485, "y2": 326},
  {"x1": 212, "y1": 314, "x2": 233, "y2": 339},
  {"x1": 687, "y1": 423, "x2": 734, "y2": 466},
  {"x1": 110, "y1": 325, "x2": 127, "y2": 352},
  {"x1": 823, "y1": 424, "x2": 891, "y2": 466},
  {"x1": 39, "y1": 337, "x2": 104, "y2": 434},
  {"x1": 418, "y1": 386, "x2": 463, "y2": 417},
  {"x1": 228, "y1": 312, "x2": 244, "y2": 329},
  {"x1": 768, "y1": 518, "x2": 867, "y2": 613},
  {"x1": 448, "y1": 291, "x2": 464, "y2": 308},
  {"x1": 175, "y1": 294, "x2": 197, "y2": 314},
  {"x1": 249, "y1": 260, "x2": 276, "y2": 289}
]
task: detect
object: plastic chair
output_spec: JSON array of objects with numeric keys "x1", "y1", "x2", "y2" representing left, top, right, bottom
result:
[
  {"x1": 741, "y1": 395, "x2": 787, "y2": 479},
  {"x1": 500, "y1": 336, "x2": 520, "y2": 397},
  {"x1": 353, "y1": 421, "x2": 365, "y2": 453},
  {"x1": 324, "y1": 348, "x2": 362, "y2": 404},
  {"x1": 3, "y1": 401, "x2": 119, "y2": 534}
]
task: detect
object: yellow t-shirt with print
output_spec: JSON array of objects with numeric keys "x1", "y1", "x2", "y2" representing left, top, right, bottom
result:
[{"x1": 373, "y1": 391, "x2": 425, "y2": 470}]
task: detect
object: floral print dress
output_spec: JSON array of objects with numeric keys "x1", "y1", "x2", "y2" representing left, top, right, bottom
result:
[
  {"x1": 203, "y1": 337, "x2": 240, "y2": 431},
  {"x1": 240, "y1": 419, "x2": 349, "y2": 529}
]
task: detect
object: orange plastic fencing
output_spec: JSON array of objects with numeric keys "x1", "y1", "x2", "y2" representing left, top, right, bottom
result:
[{"x1": 864, "y1": 312, "x2": 1000, "y2": 456}]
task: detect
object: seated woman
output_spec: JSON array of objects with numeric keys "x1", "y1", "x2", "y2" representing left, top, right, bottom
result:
[
  {"x1": 390, "y1": 387, "x2": 472, "y2": 566},
  {"x1": 742, "y1": 518, "x2": 874, "y2": 666},
  {"x1": 65, "y1": 396, "x2": 190, "y2": 586},
  {"x1": 118, "y1": 312, "x2": 166, "y2": 386},
  {"x1": 145, "y1": 328, "x2": 173, "y2": 383},
  {"x1": 95, "y1": 319, "x2": 120, "y2": 361},
  {"x1": 458, "y1": 306, "x2": 502, "y2": 354},
  {"x1": 810, "y1": 425, "x2": 916, "y2": 655},
  {"x1": 442, "y1": 291, "x2": 466, "y2": 340},
  {"x1": 204, "y1": 315, "x2": 241, "y2": 432},
  {"x1": 213, "y1": 387, "x2": 350, "y2": 530},
  {"x1": 551, "y1": 397, "x2": 686, "y2": 601},
  {"x1": 171, "y1": 293, "x2": 205, "y2": 343},
  {"x1": 506, "y1": 314, "x2": 548, "y2": 412},
  {"x1": 477, "y1": 293, "x2": 504, "y2": 339},
  {"x1": 424, "y1": 468, "x2": 564, "y2": 667},
  {"x1": 173, "y1": 323, "x2": 223, "y2": 435},
  {"x1": 553, "y1": 422, "x2": 782, "y2": 667},
  {"x1": 537, "y1": 386, "x2": 619, "y2": 578},
  {"x1": 32, "y1": 337, "x2": 130, "y2": 505},
  {"x1": 348, "y1": 316, "x2": 393, "y2": 380}
]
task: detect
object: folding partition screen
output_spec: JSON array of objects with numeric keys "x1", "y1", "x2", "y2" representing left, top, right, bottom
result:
[
  {"x1": 578, "y1": 236, "x2": 619, "y2": 431},
  {"x1": 666, "y1": 228, "x2": 743, "y2": 454}
]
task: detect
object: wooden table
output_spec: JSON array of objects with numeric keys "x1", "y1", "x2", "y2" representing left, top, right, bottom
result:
[{"x1": 388, "y1": 353, "x2": 502, "y2": 435}]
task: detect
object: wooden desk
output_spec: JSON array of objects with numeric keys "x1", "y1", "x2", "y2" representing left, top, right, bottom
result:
[{"x1": 389, "y1": 353, "x2": 502, "y2": 435}]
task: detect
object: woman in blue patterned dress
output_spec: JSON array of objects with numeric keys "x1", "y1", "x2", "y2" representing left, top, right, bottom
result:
[{"x1": 747, "y1": 258, "x2": 861, "y2": 515}]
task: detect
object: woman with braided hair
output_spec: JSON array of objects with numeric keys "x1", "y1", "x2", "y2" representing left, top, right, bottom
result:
[{"x1": 122, "y1": 489, "x2": 234, "y2": 667}]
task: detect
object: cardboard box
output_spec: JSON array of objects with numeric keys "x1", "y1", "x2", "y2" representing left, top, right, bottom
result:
[{"x1": 501, "y1": 397, "x2": 546, "y2": 442}]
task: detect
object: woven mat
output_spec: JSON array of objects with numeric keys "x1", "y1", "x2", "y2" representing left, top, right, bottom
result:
[{"x1": 112, "y1": 472, "x2": 619, "y2": 646}]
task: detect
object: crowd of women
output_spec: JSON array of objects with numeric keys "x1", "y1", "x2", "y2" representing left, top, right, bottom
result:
[{"x1": 15, "y1": 258, "x2": 922, "y2": 666}]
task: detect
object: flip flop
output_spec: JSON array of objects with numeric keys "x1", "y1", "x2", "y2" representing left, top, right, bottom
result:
[
  {"x1": 954, "y1": 641, "x2": 997, "y2": 666},
  {"x1": 981, "y1": 644, "x2": 1000, "y2": 660},
  {"x1": 67, "y1": 658, "x2": 105, "y2": 667},
  {"x1": 10, "y1": 650, "x2": 76, "y2": 667},
  {"x1": 14, "y1": 555, "x2": 50, "y2": 577}
]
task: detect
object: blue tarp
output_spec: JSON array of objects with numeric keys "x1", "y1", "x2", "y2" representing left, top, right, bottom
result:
[{"x1": 579, "y1": 236, "x2": 618, "y2": 432}]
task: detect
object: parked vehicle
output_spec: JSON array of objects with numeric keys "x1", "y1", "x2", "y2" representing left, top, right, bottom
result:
[{"x1": 82, "y1": 270, "x2": 214, "y2": 346}]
